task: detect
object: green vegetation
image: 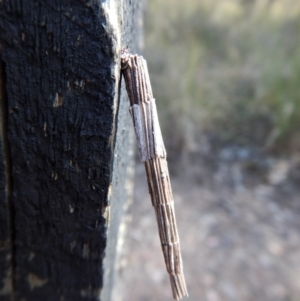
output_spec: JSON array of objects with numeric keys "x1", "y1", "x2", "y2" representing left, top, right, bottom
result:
[{"x1": 144, "y1": 0, "x2": 300, "y2": 156}]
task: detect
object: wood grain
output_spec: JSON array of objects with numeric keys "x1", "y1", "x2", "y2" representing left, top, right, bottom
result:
[{"x1": 0, "y1": 2, "x2": 142, "y2": 300}]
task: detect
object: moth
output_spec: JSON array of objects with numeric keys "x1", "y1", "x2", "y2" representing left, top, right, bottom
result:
[{"x1": 121, "y1": 49, "x2": 188, "y2": 300}]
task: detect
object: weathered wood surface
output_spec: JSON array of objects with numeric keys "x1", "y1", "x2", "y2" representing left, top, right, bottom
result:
[
  {"x1": 0, "y1": 59, "x2": 13, "y2": 301},
  {"x1": 0, "y1": 1, "x2": 143, "y2": 300}
]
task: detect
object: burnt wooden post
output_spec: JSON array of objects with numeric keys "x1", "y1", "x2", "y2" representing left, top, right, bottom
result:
[{"x1": 0, "y1": 1, "x2": 143, "y2": 300}]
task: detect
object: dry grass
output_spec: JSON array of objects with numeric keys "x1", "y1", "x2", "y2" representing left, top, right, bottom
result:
[{"x1": 143, "y1": 0, "x2": 300, "y2": 159}]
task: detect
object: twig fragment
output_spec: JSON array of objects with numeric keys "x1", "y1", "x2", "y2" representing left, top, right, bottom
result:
[{"x1": 121, "y1": 49, "x2": 188, "y2": 300}]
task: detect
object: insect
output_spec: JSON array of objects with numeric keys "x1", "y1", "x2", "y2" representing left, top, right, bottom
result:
[{"x1": 121, "y1": 49, "x2": 188, "y2": 300}]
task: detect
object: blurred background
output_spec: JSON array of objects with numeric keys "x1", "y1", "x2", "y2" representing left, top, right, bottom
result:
[{"x1": 123, "y1": 0, "x2": 300, "y2": 300}]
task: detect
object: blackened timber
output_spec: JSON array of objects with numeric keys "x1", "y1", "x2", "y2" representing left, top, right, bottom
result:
[{"x1": 0, "y1": 1, "x2": 142, "y2": 300}]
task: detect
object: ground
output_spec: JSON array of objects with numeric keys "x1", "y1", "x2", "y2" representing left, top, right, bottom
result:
[{"x1": 122, "y1": 150, "x2": 300, "y2": 301}]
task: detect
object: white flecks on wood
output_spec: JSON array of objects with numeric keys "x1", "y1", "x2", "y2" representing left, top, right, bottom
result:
[
  {"x1": 53, "y1": 92, "x2": 64, "y2": 107},
  {"x1": 27, "y1": 273, "x2": 48, "y2": 290}
]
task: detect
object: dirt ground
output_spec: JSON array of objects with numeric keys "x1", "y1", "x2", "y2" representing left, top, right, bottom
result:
[{"x1": 122, "y1": 151, "x2": 300, "y2": 301}]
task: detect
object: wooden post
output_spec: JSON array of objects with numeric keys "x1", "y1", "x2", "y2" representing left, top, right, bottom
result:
[{"x1": 0, "y1": 1, "x2": 143, "y2": 300}]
